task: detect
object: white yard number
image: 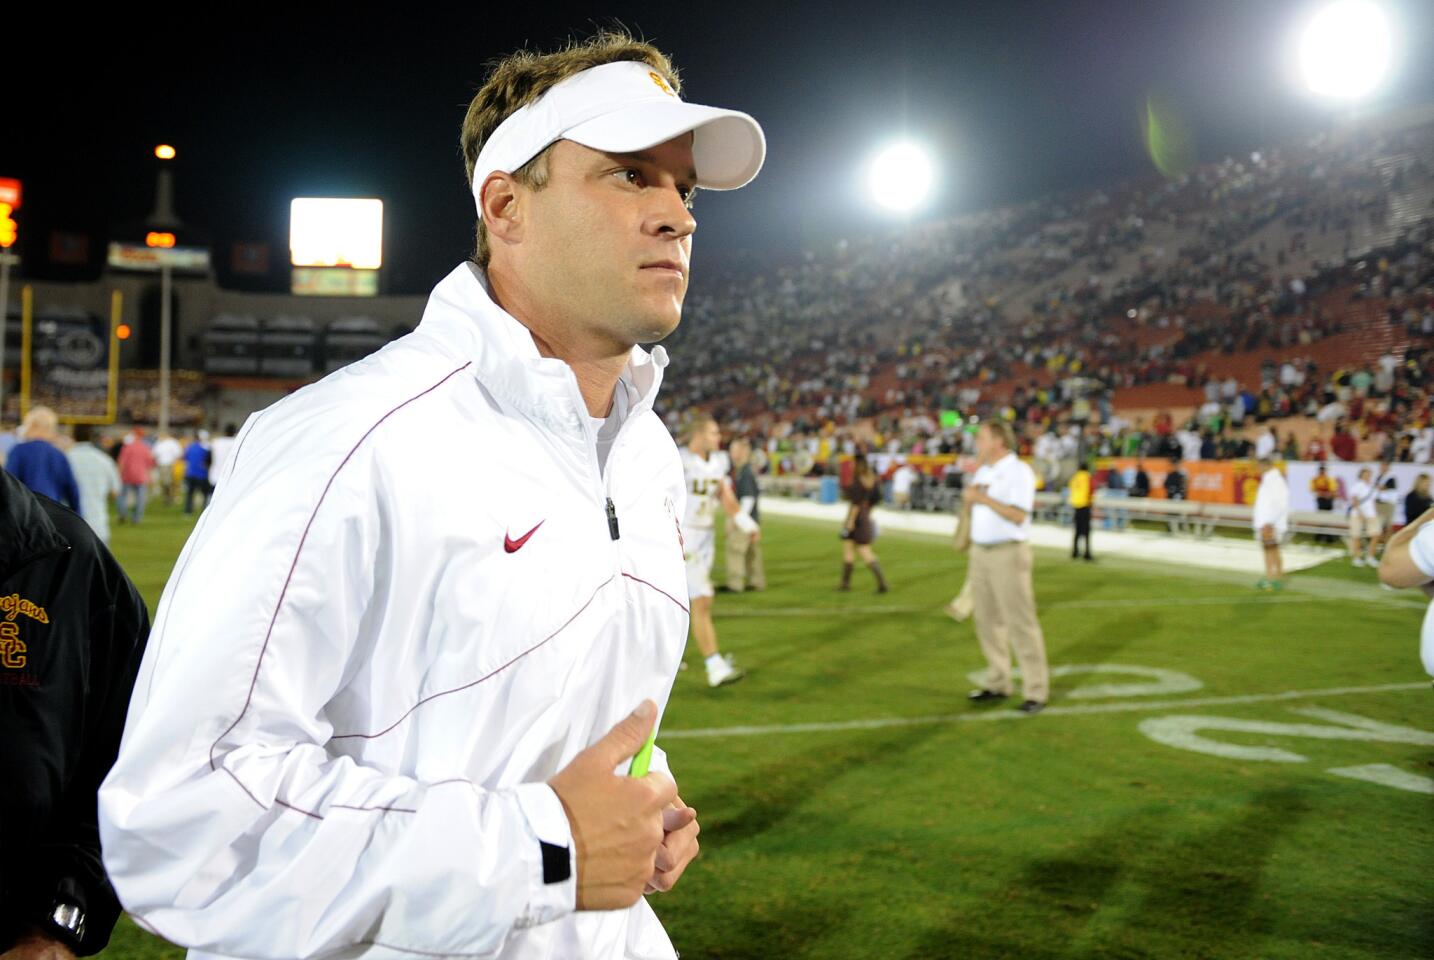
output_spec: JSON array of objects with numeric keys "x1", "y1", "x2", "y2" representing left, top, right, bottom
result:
[
  {"x1": 1139, "y1": 707, "x2": 1434, "y2": 795},
  {"x1": 958, "y1": 662, "x2": 1431, "y2": 795}
]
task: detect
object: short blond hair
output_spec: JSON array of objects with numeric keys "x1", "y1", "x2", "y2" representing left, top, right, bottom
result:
[
  {"x1": 680, "y1": 410, "x2": 716, "y2": 443},
  {"x1": 981, "y1": 419, "x2": 1017, "y2": 453},
  {"x1": 460, "y1": 30, "x2": 682, "y2": 269}
]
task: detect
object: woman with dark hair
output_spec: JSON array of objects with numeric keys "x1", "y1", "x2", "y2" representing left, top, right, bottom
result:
[{"x1": 840, "y1": 455, "x2": 889, "y2": 592}]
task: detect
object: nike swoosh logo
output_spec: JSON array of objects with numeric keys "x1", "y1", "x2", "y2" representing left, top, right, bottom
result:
[{"x1": 504, "y1": 521, "x2": 544, "y2": 553}]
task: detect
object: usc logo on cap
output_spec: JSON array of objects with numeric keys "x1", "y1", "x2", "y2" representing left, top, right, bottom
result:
[{"x1": 649, "y1": 71, "x2": 676, "y2": 97}]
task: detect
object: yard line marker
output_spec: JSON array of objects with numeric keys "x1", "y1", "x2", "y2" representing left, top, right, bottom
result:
[
  {"x1": 659, "y1": 681, "x2": 1431, "y2": 739},
  {"x1": 716, "y1": 593, "x2": 1425, "y2": 618},
  {"x1": 1326, "y1": 764, "x2": 1434, "y2": 794}
]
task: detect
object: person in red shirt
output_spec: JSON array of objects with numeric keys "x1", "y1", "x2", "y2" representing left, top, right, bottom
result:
[
  {"x1": 116, "y1": 430, "x2": 156, "y2": 525},
  {"x1": 1330, "y1": 422, "x2": 1358, "y2": 462},
  {"x1": 1305, "y1": 433, "x2": 1328, "y2": 461}
]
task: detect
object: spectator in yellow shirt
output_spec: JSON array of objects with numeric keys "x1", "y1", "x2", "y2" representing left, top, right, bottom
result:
[
  {"x1": 1069, "y1": 460, "x2": 1093, "y2": 561},
  {"x1": 1310, "y1": 465, "x2": 1338, "y2": 543}
]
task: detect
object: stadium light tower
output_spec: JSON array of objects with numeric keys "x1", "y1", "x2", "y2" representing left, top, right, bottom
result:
[
  {"x1": 152, "y1": 144, "x2": 177, "y2": 435},
  {"x1": 867, "y1": 141, "x2": 936, "y2": 214},
  {"x1": 1294, "y1": 0, "x2": 1395, "y2": 102}
]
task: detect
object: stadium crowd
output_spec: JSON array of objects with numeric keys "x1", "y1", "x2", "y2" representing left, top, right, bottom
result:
[{"x1": 657, "y1": 120, "x2": 1434, "y2": 473}]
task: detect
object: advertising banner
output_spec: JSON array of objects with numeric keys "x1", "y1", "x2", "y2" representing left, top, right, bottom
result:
[
  {"x1": 20, "y1": 289, "x2": 119, "y2": 423},
  {"x1": 1095, "y1": 458, "x2": 1267, "y2": 505}
]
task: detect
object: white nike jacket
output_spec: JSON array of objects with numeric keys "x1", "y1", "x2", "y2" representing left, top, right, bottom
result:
[{"x1": 98, "y1": 262, "x2": 692, "y2": 960}]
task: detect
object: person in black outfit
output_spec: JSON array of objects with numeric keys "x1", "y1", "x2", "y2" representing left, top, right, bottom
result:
[
  {"x1": 0, "y1": 467, "x2": 150, "y2": 957},
  {"x1": 839, "y1": 455, "x2": 889, "y2": 592},
  {"x1": 1164, "y1": 459, "x2": 1188, "y2": 500},
  {"x1": 1131, "y1": 461, "x2": 1152, "y2": 498},
  {"x1": 722, "y1": 438, "x2": 766, "y2": 592},
  {"x1": 1405, "y1": 473, "x2": 1432, "y2": 528}
]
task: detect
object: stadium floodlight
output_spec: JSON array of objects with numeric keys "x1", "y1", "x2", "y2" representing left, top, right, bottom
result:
[
  {"x1": 289, "y1": 198, "x2": 384, "y2": 269},
  {"x1": 1294, "y1": 0, "x2": 1395, "y2": 101},
  {"x1": 867, "y1": 142, "x2": 936, "y2": 214},
  {"x1": 154, "y1": 144, "x2": 176, "y2": 160}
]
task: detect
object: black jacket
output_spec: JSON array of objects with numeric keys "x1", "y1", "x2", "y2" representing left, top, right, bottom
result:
[{"x1": 0, "y1": 467, "x2": 150, "y2": 954}]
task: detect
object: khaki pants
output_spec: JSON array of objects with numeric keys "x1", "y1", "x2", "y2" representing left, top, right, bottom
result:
[
  {"x1": 724, "y1": 517, "x2": 766, "y2": 590},
  {"x1": 1348, "y1": 513, "x2": 1381, "y2": 542},
  {"x1": 969, "y1": 541, "x2": 1049, "y2": 702}
]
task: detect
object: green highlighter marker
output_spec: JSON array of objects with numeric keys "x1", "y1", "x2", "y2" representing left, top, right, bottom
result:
[{"x1": 628, "y1": 731, "x2": 657, "y2": 778}]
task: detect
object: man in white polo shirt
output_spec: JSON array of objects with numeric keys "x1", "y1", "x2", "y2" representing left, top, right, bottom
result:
[
  {"x1": 963, "y1": 419, "x2": 1050, "y2": 714},
  {"x1": 1348, "y1": 467, "x2": 1380, "y2": 567},
  {"x1": 1252, "y1": 453, "x2": 1290, "y2": 591}
]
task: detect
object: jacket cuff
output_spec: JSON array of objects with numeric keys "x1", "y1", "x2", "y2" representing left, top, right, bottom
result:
[
  {"x1": 510, "y1": 782, "x2": 576, "y2": 928},
  {"x1": 34, "y1": 859, "x2": 120, "y2": 956}
]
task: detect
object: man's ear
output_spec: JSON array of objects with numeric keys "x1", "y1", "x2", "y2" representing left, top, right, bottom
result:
[{"x1": 480, "y1": 172, "x2": 523, "y2": 247}]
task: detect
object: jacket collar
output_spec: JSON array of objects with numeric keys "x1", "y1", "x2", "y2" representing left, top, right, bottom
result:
[
  {"x1": 0, "y1": 467, "x2": 70, "y2": 576},
  {"x1": 416, "y1": 262, "x2": 669, "y2": 433}
]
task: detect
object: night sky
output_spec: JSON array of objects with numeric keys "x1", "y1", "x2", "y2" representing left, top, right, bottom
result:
[{"x1": 12, "y1": 0, "x2": 1434, "y2": 294}]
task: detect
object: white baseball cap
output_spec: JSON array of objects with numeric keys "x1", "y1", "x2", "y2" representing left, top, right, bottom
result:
[{"x1": 471, "y1": 60, "x2": 765, "y2": 214}]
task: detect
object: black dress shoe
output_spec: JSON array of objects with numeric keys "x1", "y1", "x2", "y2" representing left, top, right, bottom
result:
[
  {"x1": 1018, "y1": 700, "x2": 1046, "y2": 714},
  {"x1": 968, "y1": 689, "x2": 1009, "y2": 703}
]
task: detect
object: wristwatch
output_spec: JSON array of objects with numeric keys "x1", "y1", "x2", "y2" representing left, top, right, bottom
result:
[{"x1": 48, "y1": 901, "x2": 86, "y2": 948}]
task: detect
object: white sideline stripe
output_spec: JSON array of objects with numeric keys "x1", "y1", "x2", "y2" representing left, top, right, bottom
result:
[
  {"x1": 659, "y1": 682, "x2": 1431, "y2": 739},
  {"x1": 758, "y1": 496, "x2": 1343, "y2": 575},
  {"x1": 716, "y1": 593, "x2": 1423, "y2": 617}
]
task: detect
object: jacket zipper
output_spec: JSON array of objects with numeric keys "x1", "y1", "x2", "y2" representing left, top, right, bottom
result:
[
  {"x1": 600, "y1": 397, "x2": 642, "y2": 545},
  {"x1": 567, "y1": 371, "x2": 644, "y2": 552},
  {"x1": 568, "y1": 381, "x2": 628, "y2": 565},
  {"x1": 605, "y1": 497, "x2": 620, "y2": 541}
]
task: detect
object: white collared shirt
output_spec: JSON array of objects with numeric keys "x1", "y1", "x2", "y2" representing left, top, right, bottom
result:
[
  {"x1": 1252, "y1": 467, "x2": 1289, "y2": 529},
  {"x1": 970, "y1": 452, "x2": 1035, "y2": 545},
  {"x1": 1350, "y1": 480, "x2": 1378, "y2": 518}
]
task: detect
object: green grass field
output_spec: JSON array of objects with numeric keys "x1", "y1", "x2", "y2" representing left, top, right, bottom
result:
[{"x1": 101, "y1": 502, "x2": 1433, "y2": 959}]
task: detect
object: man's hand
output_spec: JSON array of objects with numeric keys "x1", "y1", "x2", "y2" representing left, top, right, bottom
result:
[
  {"x1": 644, "y1": 796, "x2": 700, "y2": 894},
  {"x1": 548, "y1": 701, "x2": 677, "y2": 911},
  {"x1": 1, "y1": 929, "x2": 76, "y2": 960}
]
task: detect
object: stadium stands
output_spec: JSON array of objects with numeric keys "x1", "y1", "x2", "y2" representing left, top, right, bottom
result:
[{"x1": 658, "y1": 118, "x2": 1434, "y2": 468}]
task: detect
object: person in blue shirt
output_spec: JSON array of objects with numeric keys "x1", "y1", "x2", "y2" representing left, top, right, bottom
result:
[
  {"x1": 182, "y1": 430, "x2": 212, "y2": 514},
  {"x1": 5, "y1": 407, "x2": 80, "y2": 512}
]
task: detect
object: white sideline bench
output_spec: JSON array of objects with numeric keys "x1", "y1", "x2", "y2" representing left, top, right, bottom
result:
[{"x1": 1039, "y1": 492, "x2": 1348, "y2": 539}]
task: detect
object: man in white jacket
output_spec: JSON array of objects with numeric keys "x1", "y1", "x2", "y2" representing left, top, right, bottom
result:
[
  {"x1": 1252, "y1": 454, "x2": 1290, "y2": 591},
  {"x1": 98, "y1": 31, "x2": 764, "y2": 960}
]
